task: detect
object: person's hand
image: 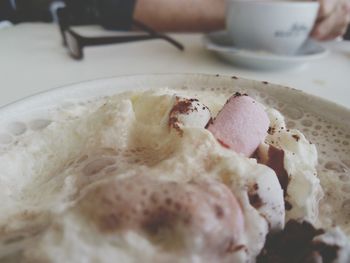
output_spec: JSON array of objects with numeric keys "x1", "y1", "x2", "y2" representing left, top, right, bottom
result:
[{"x1": 311, "y1": 0, "x2": 350, "y2": 40}]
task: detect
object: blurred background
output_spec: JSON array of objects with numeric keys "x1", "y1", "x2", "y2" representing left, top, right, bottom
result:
[
  {"x1": 0, "y1": 0, "x2": 349, "y2": 109},
  {"x1": 1, "y1": 0, "x2": 349, "y2": 38}
]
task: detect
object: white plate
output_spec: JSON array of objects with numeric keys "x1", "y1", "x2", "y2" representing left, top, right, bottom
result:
[
  {"x1": 0, "y1": 74, "x2": 349, "y2": 261},
  {"x1": 203, "y1": 31, "x2": 328, "y2": 70}
]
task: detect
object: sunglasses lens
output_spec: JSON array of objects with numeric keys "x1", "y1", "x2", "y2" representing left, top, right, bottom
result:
[{"x1": 65, "y1": 31, "x2": 82, "y2": 59}]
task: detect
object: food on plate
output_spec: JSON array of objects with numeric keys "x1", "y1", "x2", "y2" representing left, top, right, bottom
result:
[
  {"x1": 0, "y1": 88, "x2": 348, "y2": 263},
  {"x1": 207, "y1": 93, "x2": 270, "y2": 157}
]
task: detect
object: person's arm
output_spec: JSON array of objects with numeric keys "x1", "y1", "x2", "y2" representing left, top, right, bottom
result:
[{"x1": 133, "y1": 0, "x2": 225, "y2": 32}]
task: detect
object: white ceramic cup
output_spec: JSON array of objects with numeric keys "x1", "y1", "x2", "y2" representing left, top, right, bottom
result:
[{"x1": 226, "y1": 0, "x2": 319, "y2": 55}]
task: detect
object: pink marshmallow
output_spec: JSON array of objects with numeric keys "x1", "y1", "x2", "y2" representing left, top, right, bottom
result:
[{"x1": 207, "y1": 94, "x2": 270, "y2": 157}]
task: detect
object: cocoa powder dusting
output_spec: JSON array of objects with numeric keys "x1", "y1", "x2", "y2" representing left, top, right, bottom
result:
[
  {"x1": 248, "y1": 183, "x2": 264, "y2": 208},
  {"x1": 142, "y1": 208, "x2": 177, "y2": 235},
  {"x1": 168, "y1": 97, "x2": 194, "y2": 135},
  {"x1": 292, "y1": 134, "x2": 300, "y2": 142},
  {"x1": 267, "y1": 127, "x2": 276, "y2": 135},
  {"x1": 170, "y1": 98, "x2": 193, "y2": 115},
  {"x1": 233, "y1": 92, "x2": 248, "y2": 97}
]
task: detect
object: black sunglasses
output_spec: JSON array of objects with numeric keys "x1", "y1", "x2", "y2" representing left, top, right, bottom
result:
[{"x1": 57, "y1": 8, "x2": 184, "y2": 60}]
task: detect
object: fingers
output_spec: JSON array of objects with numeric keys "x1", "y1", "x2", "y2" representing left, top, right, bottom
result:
[
  {"x1": 312, "y1": 0, "x2": 350, "y2": 40},
  {"x1": 317, "y1": 0, "x2": 338, "y2": 20}
]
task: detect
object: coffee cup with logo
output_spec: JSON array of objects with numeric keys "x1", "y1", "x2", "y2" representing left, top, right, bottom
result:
[{"x1": 226, "y1": 0, "x2": 320, "y2": 55}]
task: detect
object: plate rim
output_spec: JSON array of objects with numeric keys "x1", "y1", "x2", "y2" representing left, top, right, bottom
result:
[{"x1": 0, "y1": 73, "x2": 349, "y2": 124}]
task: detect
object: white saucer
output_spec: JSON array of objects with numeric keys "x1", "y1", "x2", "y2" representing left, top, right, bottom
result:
[{"x1": 203, "y1": 31, "x2": 328, "y2": 70}]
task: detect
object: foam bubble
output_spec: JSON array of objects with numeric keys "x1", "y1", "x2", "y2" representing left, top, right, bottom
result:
[
  {"x1": 342, "y1": 184, "x2": 350, "y2": 193},
  {"x1": 7, "y1": 122, "x2": 26, "y2": 136},
  {"x1": 61, "y1": 102, "x2": 76, "y2": 109},
  {"x1": 342, "y1": 200, "x2": 350, "y2": 212},
  {"x1": 283, "y1": 106, "x2": 304, "y2": 120},
  {"x1": 286, "y1": 121, "x2": 296, "y2": 128},
  {"x1": 28, "y1": 119, "x2": 51, "y2": 131},
  {"x1": 301, "y1": 119, "x2": 313, "y2": 127},
  {"x1": 338, "y1": 174, "x2": 349, "y2": 182},
  {"x1": 324, "y1": 161, "x2": 346, "y2": 173},
  {"x1": 0, "y1": 134, "x2": 13, "y2": 145}
]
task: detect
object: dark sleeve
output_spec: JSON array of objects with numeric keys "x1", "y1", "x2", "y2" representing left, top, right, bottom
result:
[
  {"x1": 10, "y1": 0, "x2": 54, "y2": 23},
  {"x1": 0, "y1": 0, "x2": 15, "y2": 22},
  {"x1": 98, "y1": 0, "x2": 137, "y2": 30},
  {"x1": 345, "y1": 27, "x2": 350, "y2": 40},
  {"x1": 64, "y1": 0, "x2": 137, "y2": 30}
]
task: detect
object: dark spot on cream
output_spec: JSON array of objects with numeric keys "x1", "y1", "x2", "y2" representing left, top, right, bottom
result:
[
  {"x1": 174, "y1": 202, "x2": 182, "y2": 211},
  {"x1": 168, "y1": 97, "x2": 194, "y2": 135},
  {"x1": 150, "y1": 193, "x2": 158, "y2": 204},
  {"x1": 285, "y1": 201, "x2": 293, "y2": 211},
  {"x1": 248, "y1": 183, "x2": 263, "y2": 208},
  {"x1": 214, "y1": 204, "x2": 224, "y2": 219},
  {"x1": 183, "y1": 215, "x2": 192, "y2": 225},
  {"x1": 268, "y1": 126, "x2": 276, "y2": 135},
  {"x1": 233, "y1": 92, "x2": 248, "y2": 97},
  {"x1": 142, "y1": 209, "x2": 175, "y2": 235},
  {"x1": 100, "y1": 213, "x2": 120, "y2": 232},
  {"x1": 143, "y1": 209, "x2": 150, "y2": 216},
  {"x1": 249, "y1": 193, "x2": 263, "y2": 209},
  {"x1": 292, "y1": 134, "x2": 300, "y2": 141},
  {"x1": 165, "y1": 198, "x2": 173, "y2": 205}
]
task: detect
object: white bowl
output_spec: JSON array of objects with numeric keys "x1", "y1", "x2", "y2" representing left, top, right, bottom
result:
[
  {"x1": 0, "y1": 74, "x2": 349, "y2": 260},
  {"x1": 226, "y1": 0, "x2": 319, "y2": 55}
]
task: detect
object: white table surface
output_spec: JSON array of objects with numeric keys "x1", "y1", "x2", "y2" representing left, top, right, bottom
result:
[{"x1": 0, "y1": 23, "x2": 350, "y2": 108}]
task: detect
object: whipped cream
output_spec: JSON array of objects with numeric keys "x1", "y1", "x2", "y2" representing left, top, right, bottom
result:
[
  {"x1": 258, "y1": 108, "x2": 324, "y2": 224},
  {"x1": 0, "y1": 88, "x2": 334, "y2": 263},
  {"x1": 168, "y1": 96, "x2": 211, "y2": 130}
]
